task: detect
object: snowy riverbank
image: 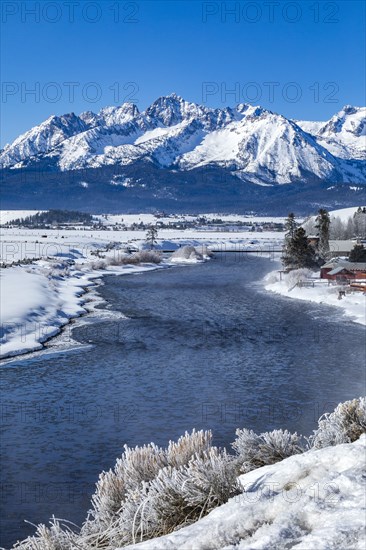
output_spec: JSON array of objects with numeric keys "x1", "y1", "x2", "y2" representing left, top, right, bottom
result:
[
  {"x1": 124, "y1": 435, "x2": 366, "y2": 550},
  {"x1": 0, "y1": 261, "x2": 168, "y2": 359},
  {"x1": 0, "y1": 243, "x2": 217, "y2": 359},
  {"x1": 264, "y1": 269, "x2": 366, "y2": 326}
]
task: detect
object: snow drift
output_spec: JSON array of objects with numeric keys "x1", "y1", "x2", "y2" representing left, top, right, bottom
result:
[{"x1": 170, "y1": 245, "x2": 204, "y2": 263}]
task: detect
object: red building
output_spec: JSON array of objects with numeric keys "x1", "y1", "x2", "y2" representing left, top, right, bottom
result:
[{"x1": 321, "y1": 260, "x2": 366, "y2": 281}]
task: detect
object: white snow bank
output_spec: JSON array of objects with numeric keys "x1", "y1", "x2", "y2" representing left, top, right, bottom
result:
[
  {"x1": 170, "y1": 245, "x2": 204, "y2": 263},
  {"x1": 264, "y1": 269, "x2": 366, "y2": 326},
  {"x1": 0, "y1": 260, "x2": 168, "y2": 359},
  {"x1": 0, "y1": 265, "x2": 91, "y2": 358},
  {"x1": 125, "y1": 435, "x2": 366, "y2": 550}
]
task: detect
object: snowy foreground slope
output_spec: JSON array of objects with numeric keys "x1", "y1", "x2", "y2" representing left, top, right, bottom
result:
[{"x1": 124, "y1": 436, "x2": 366, "y2": 550}]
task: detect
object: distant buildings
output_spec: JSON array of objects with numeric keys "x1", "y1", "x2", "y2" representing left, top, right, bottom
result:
[{"x1": 320, "y1": 260, "x2": 366, "y2": 281}]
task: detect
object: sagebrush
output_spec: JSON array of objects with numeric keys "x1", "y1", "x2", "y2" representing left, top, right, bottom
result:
[
  {"x1": 12, "y1": 399, "x2": 365, "y2": 549},
  {"x1": 310, "y1": 397, "x2": 366, "y2": 448}
]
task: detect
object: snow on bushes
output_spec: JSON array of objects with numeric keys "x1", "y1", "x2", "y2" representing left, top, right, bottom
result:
[
  {"x1": 12, "y1": 517, "x2": 78, "y2": 549},
  {"x1": 90, "y1": 250, "x2": 162, "y2": 270},
  {"x1": 170, "y1": 246, "x2": 204, "y2": 263},
  {"x1": 123, "y1": 448, "x2": 239, "y2": 545},
  {"x1": 166, "y1": 429, "x2": 212, "y2": 468},
  {"x1": 11, "y1": 400, "x2": 366, "y2": 549},
  {"x1": 285, "y1": 268, "x2": 315, "y2": 289},
  {"x1": 232, "y1": 428, "x2": 304, "y2": 473},
  {"x1": 311, "y1": 397, "x2": 366, "y2": 449}
]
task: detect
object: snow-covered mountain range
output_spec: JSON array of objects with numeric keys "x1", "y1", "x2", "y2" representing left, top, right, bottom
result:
[
  {"x1": 1, "y1": 95, "x2": 365, "y2": 213},
  {"x1": 1, "y1": 95, "x2": 365, "y2": 186}
]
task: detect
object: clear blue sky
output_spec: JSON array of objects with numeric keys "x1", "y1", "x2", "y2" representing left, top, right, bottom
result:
[{"x1": 1, "y1": 0, "x2": 365, "y2": 146}]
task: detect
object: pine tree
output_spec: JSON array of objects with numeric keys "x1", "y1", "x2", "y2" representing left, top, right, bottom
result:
[
  {"x1": 282, "y1": 213, "x2": 297, "y2": 268},
  {"x1": 146, "y1": 225, "x2": 158, "y2": 249},
  {"x1": 315, "y1": 208, "x2": 330, "y2": 262},
  {"x1": 282, "y1": 227, "x2": 316, "y2": 269},
  {"x1": 349, "y1": 244, "x2": 366, "y2": 262},
  {"x1": 284, "y1": 213, "x2": 297, "y2": 240}
]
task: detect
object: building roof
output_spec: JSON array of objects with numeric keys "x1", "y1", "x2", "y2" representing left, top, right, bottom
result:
[
  {"x1": 322, "y1": 259, "x2": 366, "y2": 271},
  {"x1": 329, "y1": 240, "x2": 358, "y2": 253},
  {"x1": 345, "y1": 262, "x2": 366, "y2": 271},
  {"x1": 327, "y1": 267, "x2": 353, "y2": 276}
]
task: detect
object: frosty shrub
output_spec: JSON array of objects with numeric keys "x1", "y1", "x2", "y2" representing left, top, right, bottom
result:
[
  {"x1": 81, "y1": 431, "x2": 217, "y2": 547},
  {"x1": 90, "y1": 443, "x2": 167, "y2": 526},
  {"x1": 170, "y1": 246, "x2": 203, "y2": 262},
  {"x1": 90, "y1": 250, "x2": 162, "y2": 270},
  {"x1": 183, "y1": 447, "x2": 240, "y2": 509},
  {"x1": 232, "y1": 428, "x2": 304, "y2": 473},
  {"x1": 286, "y1": 268, "x2": 315, "y2": 289},
  {"x1": 166, "y1": 429, "x2": 212, "y2": 468},
  {"x1": 12, "y1": 517, "x2": 78, "y2": 550},
  {"x1": 91, "y1": 259, "x2": 108, "y2": 270},
  {"x1": 129, "y1": 447, "x2": 239, "y2": 544},
  {"x1": 311, "y1": 397, "x2": 366, "y2": 449},
  {"x1": 133, "y1": 250, "x2": 162, "y2": 264},
  {"x1": 115, "y1": 443, "x2": 168, "y2": 492}
]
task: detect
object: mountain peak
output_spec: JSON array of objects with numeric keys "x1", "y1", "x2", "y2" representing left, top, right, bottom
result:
[{"x1": 145, "y1": 94, "x2": 198, "y2": 126}]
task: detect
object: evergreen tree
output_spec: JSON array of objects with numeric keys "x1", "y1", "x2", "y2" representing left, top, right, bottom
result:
[
  {"x1": 315, "y1": 208, "x2": 330, "y2": 261},
  {"x1": 146, "y1": 225, "x2": 158, "y2": 249},
  {"x1": 282, "y1": 213, "x2": 297, "y2": 268},
  {"x1": 282, "y1": 227, "x2": 316, "y2": 269},
  {"x1": 284, "y1": 213, "x2": 297, "y2": 240},
  {"x1": 349, "y1": 244, "x2": 366, "y2": 263}
]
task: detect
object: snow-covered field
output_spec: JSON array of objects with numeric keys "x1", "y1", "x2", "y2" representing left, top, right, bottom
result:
[
  {"x1": 303, "y1": 205, "x2": 365, "y2": 224},
  {"x1": 264, "y1": 269, "x2": 366, "y2": 326},
  {"x1": 124, "y1": 435, "x2": 366, "y2": 550}
]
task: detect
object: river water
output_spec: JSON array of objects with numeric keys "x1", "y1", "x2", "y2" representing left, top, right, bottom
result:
[{"x1": 1, "y1": 254, "x2": 365, "y2": 547}]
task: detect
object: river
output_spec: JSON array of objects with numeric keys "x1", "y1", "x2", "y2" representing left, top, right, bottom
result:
[{"x1": 1, "y1": 254, "x2": 365, "y2": 547}]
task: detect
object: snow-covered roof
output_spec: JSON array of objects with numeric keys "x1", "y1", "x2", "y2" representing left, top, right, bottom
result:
[
  {"x1": 345, "y1": 262, "x2": 366, "y2": 271},
  {"x1": 329, "y1": 240, "x2": 358, "y2": 253},
  {"x1": 328, "y1": 266, "x2": 353, "y2": 276},
  {"x1": 324, "y1": 260, "x2": 366, "y2": 271}
]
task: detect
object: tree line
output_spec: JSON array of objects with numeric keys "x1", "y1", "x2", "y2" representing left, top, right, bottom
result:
[
  {"x1": 282, "y1": 207, "x2": 366, "y2": 270},
  {"x1": 303, "y1": 207, "x2": 366, "y2": 240}
]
